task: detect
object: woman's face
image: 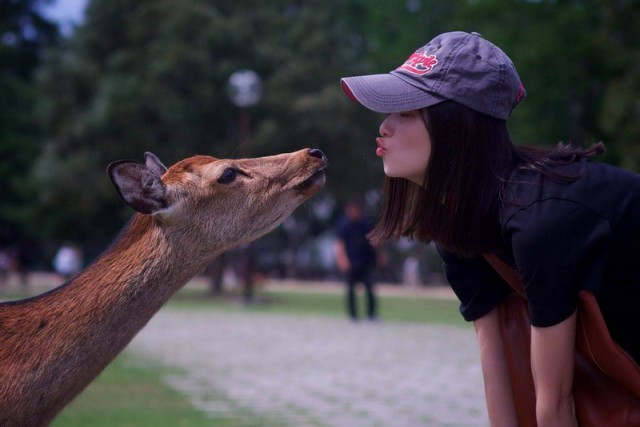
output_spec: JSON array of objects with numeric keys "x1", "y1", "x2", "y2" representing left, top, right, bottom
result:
[{"x1": 377, "y1": 110, "x2": 432, "y2": 185}]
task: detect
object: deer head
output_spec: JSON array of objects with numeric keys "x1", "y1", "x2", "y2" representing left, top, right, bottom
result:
[{"x1": 108, "y1": 148, "x2": 327, "y2": 254}]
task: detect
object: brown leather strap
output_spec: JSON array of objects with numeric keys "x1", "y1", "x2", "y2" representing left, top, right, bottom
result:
[
  {"x1": 576, "y1": 291, "x2": 640, "y2": 398},
  {"x1": 484, "y1": 253, "x2": 640, "y2": 425},
  {"x1": 484, "y1": 253, "x2": 640, "y2": 398},
  {"x1": 483, "y1": 253, "x2": 525, "y2": 296}
]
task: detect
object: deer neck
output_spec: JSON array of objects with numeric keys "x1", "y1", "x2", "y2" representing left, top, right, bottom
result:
[
  {"x1": 90, "y1": 214, "x2": 212, "y2": 310},
  {"x1": 56, "y1": 213, "x2": 218, "y2": 345},
  {"x1": 0, "y1": 214, "x2": 220, "y2": 424}
]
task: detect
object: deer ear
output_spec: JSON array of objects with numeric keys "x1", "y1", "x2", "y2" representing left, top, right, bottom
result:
[
  {"x1": 108, "y1": 160, "x2": 168, "y2": 215},
  {"x1": 144, "y1": 151, "x2": 167, "y2": 176}
]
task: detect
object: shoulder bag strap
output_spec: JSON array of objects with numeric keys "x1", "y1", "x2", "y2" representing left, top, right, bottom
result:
[
  {"x1": 483, "y1": 253, "x2": 525, "y2": 296},
  {"x1": 483, "y1": 253, "x2": 640, "y2": 400}
]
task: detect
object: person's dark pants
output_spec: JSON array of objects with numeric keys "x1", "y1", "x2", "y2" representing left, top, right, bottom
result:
[{"x1": 346, "y1": 267, "x2": 377, "y2": 320}]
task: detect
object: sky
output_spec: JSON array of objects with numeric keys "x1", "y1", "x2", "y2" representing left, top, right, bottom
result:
[{"x1": 40, "y1": 0, "x2": 88, "y2": 36}]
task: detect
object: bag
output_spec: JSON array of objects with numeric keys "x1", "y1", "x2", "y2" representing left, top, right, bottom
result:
[{"x1": 483, "y1": 254, "x2": 640, "y2": 427}]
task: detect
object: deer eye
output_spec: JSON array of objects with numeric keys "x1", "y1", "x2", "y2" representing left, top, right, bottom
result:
[{"x1": 217, "y1": 168, "x2": 237, "y2": 184}]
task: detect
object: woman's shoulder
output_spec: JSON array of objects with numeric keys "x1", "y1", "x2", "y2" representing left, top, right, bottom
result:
[{"x1": 501, "y1": 159, "x2": 640, "y2": 225}]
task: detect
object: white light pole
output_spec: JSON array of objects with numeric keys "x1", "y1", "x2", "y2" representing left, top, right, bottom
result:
[
  {"x1": 227, "y1": 69, "x2": 263, "y2": 158},
  {"x1": 227, "y1": 70, "x2": 263, "y2": 302}
]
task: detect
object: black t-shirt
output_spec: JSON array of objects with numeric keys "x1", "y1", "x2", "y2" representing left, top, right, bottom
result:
[{"x1": 440, "y1": 159, "x2": 640, "y2": 362}]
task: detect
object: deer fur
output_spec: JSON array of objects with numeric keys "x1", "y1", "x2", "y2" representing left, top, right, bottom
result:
[{"x1": 0, "y1": 148, "x2": 327, "y2": 426}]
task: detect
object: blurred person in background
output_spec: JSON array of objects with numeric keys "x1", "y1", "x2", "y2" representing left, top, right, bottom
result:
[
  {"x1": 0, "y1": 249, "x2": 10, "y2": 291},
  {"x1": 334, "y1": 197, "x2": 378, "y2": 322},
  {"x1": 53, "y1": 242, "x2": 83, "y2": 281}
]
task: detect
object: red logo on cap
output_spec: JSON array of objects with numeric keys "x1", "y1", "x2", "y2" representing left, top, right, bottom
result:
[
  {"x1": 398, "y1": 52, "x2": 438, "y2": 75},
  {"x1": 514, "y1": 82, "x2": 526, "y2": 104}
]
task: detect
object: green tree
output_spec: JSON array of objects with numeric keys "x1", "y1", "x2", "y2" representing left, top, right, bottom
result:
[
  {"x1": 450, "y1": 0, "x2": 609, "y2": 148},
  {"x1": 598, "y1": 0, "x2": 640, "y2": 170},
  {"x1": 33, "y1": 0, "x2": 379, "y2": 247},
  {"x1": 0, "y1": 0, "x2": 58, "y2": 252},
  {"x1": 343, "y1": 0, "x2": 463, "y2": 71}
]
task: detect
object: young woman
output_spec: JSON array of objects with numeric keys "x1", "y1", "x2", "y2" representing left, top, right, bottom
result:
[{"x1": 341, "y1": 31, "x2": 640, "y2": 427}]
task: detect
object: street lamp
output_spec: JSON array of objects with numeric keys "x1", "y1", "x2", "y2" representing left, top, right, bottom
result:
[
  {"x1": 227, "y1": 69, "x2": 263, "y2": 158},
  {"x1": 227, "y1": 70, "x2": 263, "y2": 302}
]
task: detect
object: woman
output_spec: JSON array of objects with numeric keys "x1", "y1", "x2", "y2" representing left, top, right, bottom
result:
[{"x1": 340, "y1": 31, "x2": 640, "y2": 427}]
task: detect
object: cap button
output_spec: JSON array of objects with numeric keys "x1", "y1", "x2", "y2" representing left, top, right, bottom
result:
[{"x1": 470, "y1": 32, "x2": 483, "y2": 37}]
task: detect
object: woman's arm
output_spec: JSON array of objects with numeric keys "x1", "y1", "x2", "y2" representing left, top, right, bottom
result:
[
  {"x1": 474, "y1": 307, "x2": 519, "y2": 427},
  {"x1": 530, "y1": 310, "x2": 578, "y2": 427}
]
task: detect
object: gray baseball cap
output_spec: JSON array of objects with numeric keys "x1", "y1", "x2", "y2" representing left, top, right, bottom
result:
[{"x1": 341, "y1": 31, "x2": 526, "y2": 120}]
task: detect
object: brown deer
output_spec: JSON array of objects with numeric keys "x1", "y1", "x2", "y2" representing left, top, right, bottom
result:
[{"x1": 0, "y1": 148, "x2": 327, "y2": 426}]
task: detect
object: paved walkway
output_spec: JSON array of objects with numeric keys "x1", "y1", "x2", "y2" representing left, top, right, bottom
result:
[{"x1": 129, "y1": 310, "x2": 489, "y2": 427}]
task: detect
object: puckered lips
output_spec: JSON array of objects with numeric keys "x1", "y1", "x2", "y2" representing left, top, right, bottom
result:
[{"x1": 376, "y1": 138, "x2": 387, "y2": 157}]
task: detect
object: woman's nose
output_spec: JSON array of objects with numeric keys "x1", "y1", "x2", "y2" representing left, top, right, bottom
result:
[{"x1": 379, "y1": 117, "x2": 391, "y2": 137}]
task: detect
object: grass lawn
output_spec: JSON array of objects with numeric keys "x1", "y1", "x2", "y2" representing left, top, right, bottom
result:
[
  {"x1": 52, "y1": 354, "x2": 208, "y2": 427},
  {"x1": 168, "y1": 285, "x2": 465, "y2": 326},
  {"x1": 52, "y1": 354, "x2": 263, "y2": 427},
  {"x1": 270, "y1": 289, "x2": 464, "y2": 325}
]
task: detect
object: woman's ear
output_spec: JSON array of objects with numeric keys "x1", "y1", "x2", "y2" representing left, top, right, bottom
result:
[{"x1": 108, "y1": 160, "x2": 168, "y2": 215}]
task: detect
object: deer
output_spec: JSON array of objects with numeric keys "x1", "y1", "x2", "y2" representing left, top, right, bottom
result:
[{"x1": 0, "y1": 148, "x2": 327, "y2": 426}]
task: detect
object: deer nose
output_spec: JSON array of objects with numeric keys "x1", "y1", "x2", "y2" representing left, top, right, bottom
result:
[{"x1": 308, "y1": 148, "x2": 326, "y2": 161}]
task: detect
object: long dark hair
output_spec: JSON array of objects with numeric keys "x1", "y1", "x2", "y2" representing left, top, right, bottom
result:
[{"x1": 369, "y1": 101, "x2": 604, "y2": 256}]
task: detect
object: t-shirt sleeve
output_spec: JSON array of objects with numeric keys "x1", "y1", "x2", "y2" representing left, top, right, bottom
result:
[
  {"x1": 438, "y1": 246, "x2": 512, "y2": 322},
  {"x1": 505, "y1": 199, "x2": 611, "y2": 327}
]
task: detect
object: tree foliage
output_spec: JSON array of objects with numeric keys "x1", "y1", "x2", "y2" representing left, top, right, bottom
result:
[
  {"x1": 451, "y1": 0, "x2": 610, "y2": 149},
  {"x1": 2, "y1": 0, "x2": 639, "y2": 263},
  {"x1": 33, "y1": 0, "x2": 381, "y2": 244},
  {"x1": 597, "y1": 0, "x2": 640, "y2": 170},
  {"x1": 0, "y1": 0, "x2": 58, "y2": 247}
]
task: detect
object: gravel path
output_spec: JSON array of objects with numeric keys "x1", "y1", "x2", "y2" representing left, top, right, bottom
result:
[{"x1": 128, "y1": 310, "x2": 489, "y2": 427}]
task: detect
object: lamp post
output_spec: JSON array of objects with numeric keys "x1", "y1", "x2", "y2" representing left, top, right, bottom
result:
[
  {"x1": 227, "y1": 70, "x2": 263, "y2": 302},
  {"x1": 227, "y1": 69, "x2": 263, "y2": 157}
]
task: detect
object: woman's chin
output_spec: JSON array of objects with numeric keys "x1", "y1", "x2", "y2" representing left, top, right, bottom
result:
[
  {"x1": 383, "y1": 168, "x2": 423, "y2": 185},
  {"x1": 383, "y1": 165, "x2": 405, "y2": 179}
]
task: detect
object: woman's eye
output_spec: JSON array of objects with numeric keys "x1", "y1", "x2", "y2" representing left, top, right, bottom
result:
[{"x1": 217, "y1": 168, "x2": 237, "y2": 184}]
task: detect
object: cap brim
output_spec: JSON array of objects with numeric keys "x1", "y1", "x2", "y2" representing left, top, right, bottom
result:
[{"x1": 341, "y1": 73, "x2": 444, "y2": 113}]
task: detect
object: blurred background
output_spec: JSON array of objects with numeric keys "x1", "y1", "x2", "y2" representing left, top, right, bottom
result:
[{"x1": 1, "y1": 0, "x2": 639, "y2": 290}]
